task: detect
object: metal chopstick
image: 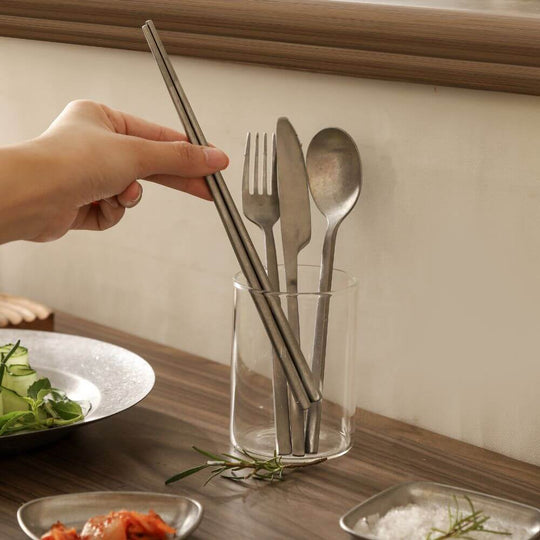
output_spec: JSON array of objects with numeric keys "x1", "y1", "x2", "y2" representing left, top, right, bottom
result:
[{"x1": 142, "y1": 20, "x2": 320, "y2": 408}]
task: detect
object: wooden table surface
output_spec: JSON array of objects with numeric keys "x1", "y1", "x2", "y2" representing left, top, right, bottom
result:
[{"x1": 1, "y1": 312, "x2": 538, "y2": 539}]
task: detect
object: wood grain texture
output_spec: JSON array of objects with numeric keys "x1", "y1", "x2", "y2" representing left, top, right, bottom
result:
[
  {"x1": 2, "y1": 314, "x2": 54, "y2": 332},
  {"x1": 0, "y1": 1, "x2": 539, "y2": 95},
  {"x1": 0, "y1": 311, "x2": 537, "y2": 539}
]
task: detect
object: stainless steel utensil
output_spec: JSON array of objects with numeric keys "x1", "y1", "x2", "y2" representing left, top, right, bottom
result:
[
  {"x1": 18, "y1": 491, "x2": 203, "y2": 539},
  {"x1": 305, "y1": 128, "x2": 362, "y2": 453},
  {"x1": 340, "y1": 481, "x2": 540, "y2": 539},
  {"x1": 276, "y1": 117, "x2": 312, "y2": 456},
  {"x1": 242, "y1": 132, "x2": 292, "y2": 455},
  {"x1": 142, "y1": 21, "x2": 320, "y2": 409}
]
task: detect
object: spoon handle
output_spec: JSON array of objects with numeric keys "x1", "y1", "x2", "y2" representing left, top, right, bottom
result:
[{"x1": 306, "y1": 222, "x2": 339, "y2": 454}]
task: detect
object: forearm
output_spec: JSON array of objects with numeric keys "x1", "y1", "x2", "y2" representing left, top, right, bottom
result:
[{"x1": 0, "y1": 140, "x2": 64, "y2": 244}]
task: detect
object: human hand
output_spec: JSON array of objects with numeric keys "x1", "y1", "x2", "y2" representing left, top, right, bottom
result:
[{"x1": 0, "y1": 100, "x2": 229, "y2": 243}]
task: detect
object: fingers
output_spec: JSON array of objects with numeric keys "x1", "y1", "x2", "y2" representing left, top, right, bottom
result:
[
  {"x1": 0, "y1": 294, "x2": 51, "y2": 320},
  {"x1": 0, "y1": 299, "x2": 35, "y2": 322},
  {"x1": 56, "y1": 101, "x2": 190, "y2": 144},
  {"x1": 117, "y1": 181, "x2": 143, "y2": 208},
  {"x1": 0, "y1": 302, "x2": 24, "y2": 326},
  {"x1": 97, "y1": 198, "x2": 125, "y2": 229},
  {"x1": 43, "y1": 101, "x2": 225, "y2": 232},
  {"x1": 71, "y1": 201, "x2": 126, "y2": 231},
  {"x1": 101, "y1": 104, "x2": 190, "y2": 143},
  {"x1": 49, "y1": 100, "x2": 228, "y2": 196},
  {"x1": 129, "y1": 137, "x2": 229, "y2": 180},
  {"x1": 145, "y1": 174, "x2": 212, "y2": 200},
  {"x1": 73, "y1": 182, "x2": 143, "y2": 231}
]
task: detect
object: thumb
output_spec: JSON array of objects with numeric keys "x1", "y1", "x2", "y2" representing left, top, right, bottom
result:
[{"x1": 129, "y1": 137, "x2": 229, "y2": 179}]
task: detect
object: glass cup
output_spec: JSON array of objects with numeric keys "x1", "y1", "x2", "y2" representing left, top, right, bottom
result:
[{"x1": 230, "y1": 265, "x2": 358, "y2": 462}]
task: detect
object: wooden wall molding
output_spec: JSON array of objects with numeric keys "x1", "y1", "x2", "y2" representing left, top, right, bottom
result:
[{"x1": 1, "y1": 0, "x2": 539, "y2": 95}]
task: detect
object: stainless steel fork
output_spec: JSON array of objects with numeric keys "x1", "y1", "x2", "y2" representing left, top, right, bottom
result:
[{"x1": 242, "y1": 132, "x2": 292, "y2": 455}]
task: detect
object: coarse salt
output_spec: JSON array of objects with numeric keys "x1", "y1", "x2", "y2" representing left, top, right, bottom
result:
[{"x1": 353, "y1": 502, "x2": 530, "y2": 540}]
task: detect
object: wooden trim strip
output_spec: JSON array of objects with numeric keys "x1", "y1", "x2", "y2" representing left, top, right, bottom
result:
[{"x1": 1, "y1": 1, "x2": 539, "y2": 95}]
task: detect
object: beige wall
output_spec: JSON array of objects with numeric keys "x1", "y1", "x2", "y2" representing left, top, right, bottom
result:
[{"x1": 1, "y1": 37, "x2": 539, "y2": 465}]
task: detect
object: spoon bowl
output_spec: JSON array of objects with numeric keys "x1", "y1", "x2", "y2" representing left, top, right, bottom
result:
[{"x1": 306, "y1": 128, "x2": 362, "y2": 225}]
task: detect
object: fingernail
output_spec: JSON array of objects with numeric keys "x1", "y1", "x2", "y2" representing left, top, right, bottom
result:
[
  {"x1": 124, "y1": 185, "x2": 143, "y2": 208},
  {"x1": 204, "y1": 147, "x2": 228, "y2": 169}
]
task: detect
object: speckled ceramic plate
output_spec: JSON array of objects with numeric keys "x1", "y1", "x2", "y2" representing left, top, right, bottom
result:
[
  {"x1": 0, "y1": 329, "x2": 155, "y2": 452},
  {"x1": 17, "y1": 491, "x2": 202, "y2": 539}
]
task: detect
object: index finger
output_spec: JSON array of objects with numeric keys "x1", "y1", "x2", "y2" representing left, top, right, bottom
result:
[{"x1": 101, "y1": 104, "x2": 189, "y2": 143}]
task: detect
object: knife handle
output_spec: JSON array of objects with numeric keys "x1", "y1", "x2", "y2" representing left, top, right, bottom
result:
[{"x1": 284, "y1": 262, "x2": 307, "y2": 456}]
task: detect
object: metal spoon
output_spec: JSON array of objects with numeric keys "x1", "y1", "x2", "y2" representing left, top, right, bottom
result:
[{"x1": 305, "y1": 128, "x2": 362, "y2": 453}]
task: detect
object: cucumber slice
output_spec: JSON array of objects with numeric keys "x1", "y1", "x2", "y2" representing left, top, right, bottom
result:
[
  {"x1": 0, "y1": 344, "x2": 29, "y2": 367},
  {"x1": 1, "y1": 386, "x2": 29, "y2": 413},
  {"x1": 2, "y1": 364, "x2": 38, "y2": 396},
  {"x1": 6, "y1": 364, "x2": 35, "y2": 377}
]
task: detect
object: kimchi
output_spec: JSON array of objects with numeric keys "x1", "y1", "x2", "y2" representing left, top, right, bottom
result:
[{"x1": 41, "y1": 510, "x2": 176, "y2": 540}]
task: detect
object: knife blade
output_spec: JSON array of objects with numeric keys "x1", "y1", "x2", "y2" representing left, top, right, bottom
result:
[{"x1": 276, "y1": 117, "x2": 312, "y2": 456}]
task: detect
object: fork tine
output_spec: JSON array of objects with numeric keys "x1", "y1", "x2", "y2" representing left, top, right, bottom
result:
[
  {"x1": 262, "y1": 133, "x2": 268, "y2": 195},
  {"x1": 254, "y1": 132, "x2": 259, "y2": 194},
  {"x1": 271, "y1": 132, "x2": 278, "y2": 197},
  {"x1": 242, "y1": 132, "x2": 251, "y2": 198}
]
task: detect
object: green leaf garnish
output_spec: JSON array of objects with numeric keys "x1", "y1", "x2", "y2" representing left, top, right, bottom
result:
[
  {"x1": 27, "y1": 378, "x2": 51, "y2": 400},
  {"x1": 46, "y1": 399, "x2": 83, "y2": 421}
]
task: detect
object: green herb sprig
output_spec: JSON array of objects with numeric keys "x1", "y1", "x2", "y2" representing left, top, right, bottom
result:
[
  {"x1": 166, "y1": 446, "x2": 326, "y2": 486},
  {"x1": 426, "y1": 495, "x2": 511, "y2": 539}
]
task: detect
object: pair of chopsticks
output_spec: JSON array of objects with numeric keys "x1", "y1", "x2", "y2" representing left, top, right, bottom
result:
[{"x1": 141, "y1": 21, "x2": 320, "y2": 409}]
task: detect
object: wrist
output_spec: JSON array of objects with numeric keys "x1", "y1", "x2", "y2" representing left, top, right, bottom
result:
[{"x1": 0, "y1": 139, "x2": 66, "y2": 243}]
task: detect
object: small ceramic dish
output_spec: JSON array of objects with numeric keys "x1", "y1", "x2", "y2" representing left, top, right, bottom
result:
[{"x1": 17, "y1": 491, "x2": 203, "y2": 539}]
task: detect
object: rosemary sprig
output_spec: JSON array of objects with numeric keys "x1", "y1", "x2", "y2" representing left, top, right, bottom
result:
[
  {"x1": 166, "y1": 446, "x2": 327, "y2": 486},
  {"x1": 426, "y1": 495, "x2": 511, "y2": 539}
]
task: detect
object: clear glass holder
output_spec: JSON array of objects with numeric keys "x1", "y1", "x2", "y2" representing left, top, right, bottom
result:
[{"x1": 230, "y1": 265, "x2": 358, "y2": 463}]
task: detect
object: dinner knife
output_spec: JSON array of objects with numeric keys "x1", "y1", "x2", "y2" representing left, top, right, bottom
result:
[{"x1": 276, "y1": 117, "x2": 312, "y2": 456}]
